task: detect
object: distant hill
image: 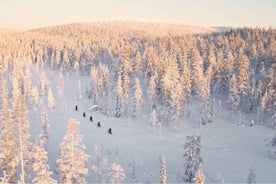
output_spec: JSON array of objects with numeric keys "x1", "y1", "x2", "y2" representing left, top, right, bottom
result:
[{"x1": 27, "y1": 21, "x2": 219, "y2": 39}]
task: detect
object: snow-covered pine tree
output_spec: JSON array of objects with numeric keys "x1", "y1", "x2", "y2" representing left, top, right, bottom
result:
[
  {"x1": 205, "y1": 43, "x2": 216, "y2": 73},
  {"x1": 36, "y1": 112, "x2": 49, "y2": 148},
  {"x1": 148, "y1": 73, "x2": 157, "y2": 110},
  {"x1": 98, "y1": 63, "x2": 111, "y2": 114},
  {"x1": 199, "y1": 76, "x2": 211, "y2": 125},
  {"x1": 47, "y1": 87, "x2": 55, "y2": 109},
  {"x1": 183, "y1": 134, "x2": 203, "y2": 183},
  {"x1": 115, "y1": 73, "x2": 123, "y2": 117},
  {"x1": 57, "y1": 119, "x2": 89, "y2": 183},
  {"x1": 91, "y1": 158, "x2": 109, "y2": 183},
  {"x1": 119, "y1": 53, "x2": 132, "y2": 117},
  {"x1": 122, "y1": 72, "x2": 130, "y2": 117},
  {"x1": 150, "y1": 108, "x2": 162, "y2": 136},
  {"x1": 14, "y1": 94, "x2": 32, "y2": 184},
  {"x1": 39, "y1": 72, "x2": 48, "y2": 96},
  {"x1": 58, "y1": 72, "x2": 64, "y2": 98},
  {"x1": 237, "y1": 50, "x2": 250, "y2": 111},
  {"x1": 190, "y1": 47, "x2": 204, "y2": 96},
  {"x1": 247, "y1": 168, "x2": 256, "y2": 184},
  {"x1": 133, "y1": 77, "x2": 143, "y2": 118},
  {"x1": 41, "y1": 112, "x2": 49, "y2": 138},
  {"x1": 76, "y1": 79, "x2": 82, "y2": 101},
  {"x1": 266, "y1": 63, "x2": 276, "y2": 126},
  {"x1": 31, "y1": 144, "x2": 57, "y2": 184},
  {"x1": 195, "y1": 163, "x2": 204, "y2": 184},
  {"x1": 62, "y1": 48, "x2": 70, "y2": 73},
  {"x1": 31, "y1": 85, "x2": 39, "y2": 106},
  {"x1": 171, "y1": 81, "x2": 184, "y2": 130},
  {"x1": 237, "y1": 51, "x2": 249, "y2": 95},
  {"x1": 24, "y1": 68, "x2": 32, "y2": 104},
  {"x1": 180, "y1": 52, "x2": 191, "y2": 103},
  {"x1": 159, "y1": 156, "x2": 167, "y2": 184},
  {"x1": 11, "y1": 76, "x2": 20, "y2": 108},
  {"x1": 91, "y1": 145, "x2": 109, "y2": 183},
  {"x1": 265, "y1": 133, "x2": 276, "y2": 159},
  {"x1": 228, "y1": 75, "x2": 240, "y2": 114},
  {"x1": 0, "y1": 80, "x2": 17, "y2": 183},
  {"x1": 223, "y1": 51, "x2": 234, "y2": 91},
  {"x1": 94, "y1": 144, "x2": 104, "y2": 162},
  {"x1": 74, "y1": 61, "x2": 80, "y2": 72},
  {"x1": 109, "y1": 162, "x2": 126, "y2": 184},
  {"x1": 90, "y1": 66, "x2": 99, "y2": 105},
  {"x1": 129, "y1": 158, "x2": 138, "y2": 183},
  {"x1": 161, "y1": 58, "x2": 180, "y2": 127}
]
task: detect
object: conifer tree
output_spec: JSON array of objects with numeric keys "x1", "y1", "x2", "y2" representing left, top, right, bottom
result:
[
  {"x1": 115, "y1": 73, "x2": 123, "y2": 117},
  {"x1": 58, "y1": 72, "x2": 64, "y2": 98},
  {"x1": 90, "y1": 66, "x2": 99, "y2": 105},
  {"x1": 247, "y1": 168, "x2": 256, "y2": 184},
  {"x1": 74, "y1": 61, "x2": 80, "y2": 72},
  {"x1": 150, "y1": 108, "x2": 158, "y2": 135},
  {"x1": 180, "y1": 53, "x2": 191, "y2": 103},
  {"x1": 129, "y1": 158, "x2": 138, "y2": 183},
  {"x1": 228, "y1": 75, "x2": 240, "y2": 113},
  {"x1": 195, "y1": 163, "x2": 205, "y2": 184},
  {"x1": 98, "y1": 63, "x2": 111, "y2": 114},
  {"x1": 200, "y1": 77, "x2": 211, "y2": 125},
  {"x1": 47, "y1": 88, "x2": 55, "y2": 109},
  {"x1": 183, "y1": 134, "x2": 202, "y2": 183},
  {"x1": 24, "y1": 68, "x2": 32, "y2": 104},
  {"x1": 122, "y1": 73, "x2": 130, "y2": 116},
  {"x1": 31, "y1": 86, "x2": 39, "y2": 106},
  {"x1": 159, "y1": 156, "x2": 167, "y2": 184},
  {"x1": 36, "y1": 112, "x2": 49, "y2": 148},
  {"x1": 39, "y1": 72, "x2": 48, "y2": 96},
  {"x1": 76, "y1": 79, "x2": 82, "y2": 101},
  {"x1": 190, "y1": 48, "x2": 203, "y2": 95},
  {"x1": 14, "y1": 95, "x2": 32, "y2": 184},
  {"x1": 31, "y1": 144, "x2": 57, "y2": 184},
  {"x1": 237, "y1": 51, "x2": 249, "y2": 95},
  {"x1": 91, "y1": 145, "x2": 109, "y2": 183},
  {"x1": 133, "y1": 77, "x2": 143, "y2": 118},
  {"x1": 267, "y1": 63, "x2": 276, "y2": 116},
  {"x1": 0, "y1": 80, "x2": 17, "y2": 183},
  {"x1": 109, "y1": 163, "x2": 126, "y2": 184},
  {"x1": 148, "y1": 73, "x2": 157, "y2": 109},
  {"x1": 57, "y1": 119, "x2": 89, "y2": 183},
  {"x1": 171, "y1": 82, "x2": 184, "y2": 129},
  {"x1": 12, "y1": 76, "x2": 20, "y2": 108}
]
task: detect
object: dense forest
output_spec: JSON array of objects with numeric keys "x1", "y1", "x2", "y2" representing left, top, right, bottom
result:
[
  {"x1": 1, "y1": 22, "x2": 275, "y2": 127},
  {"x1": 0, "y1": 22, "x2": 276, "y2": 183}
]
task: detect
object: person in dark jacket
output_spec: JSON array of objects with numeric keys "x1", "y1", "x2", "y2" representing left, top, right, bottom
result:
[
  {"x1": 75, "y1": 105, "x2": 78, "y2": 111},
  {"x1": 90, "y1": 116, "x2": 93, "y2": 122},
  {"x1": 108, "y1": 128, "x2": 112, "y2": 135},
  {"x1": 97, "y1": 121, "x2": 101, "y2": 127},
  {"x1": 83, "y1": 112, "x2": 86, "y2": 117}
]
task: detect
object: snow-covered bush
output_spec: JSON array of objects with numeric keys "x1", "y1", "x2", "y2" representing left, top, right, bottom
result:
[{"x1": 265, "y1": 133, "x2": 276, "y2": 159}]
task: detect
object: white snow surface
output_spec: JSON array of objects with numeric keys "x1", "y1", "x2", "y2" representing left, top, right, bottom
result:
[{"x1": 29, "y1": 66, "x2": 276, "y2": 183}]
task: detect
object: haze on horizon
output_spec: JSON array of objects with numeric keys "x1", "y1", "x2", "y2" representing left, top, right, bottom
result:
[{"x1": 0, "y1": 0, "x2": 275, "y2": 30}]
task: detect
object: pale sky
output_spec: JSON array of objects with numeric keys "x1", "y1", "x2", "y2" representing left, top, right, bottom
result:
[{"x1": 0, "y1": 0, "x2": 275, "y2": 30}]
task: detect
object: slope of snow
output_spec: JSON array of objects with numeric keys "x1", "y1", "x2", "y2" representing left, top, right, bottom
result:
[{"x1": 29, "y1": 66, "x2": 276, "y2": 183}]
